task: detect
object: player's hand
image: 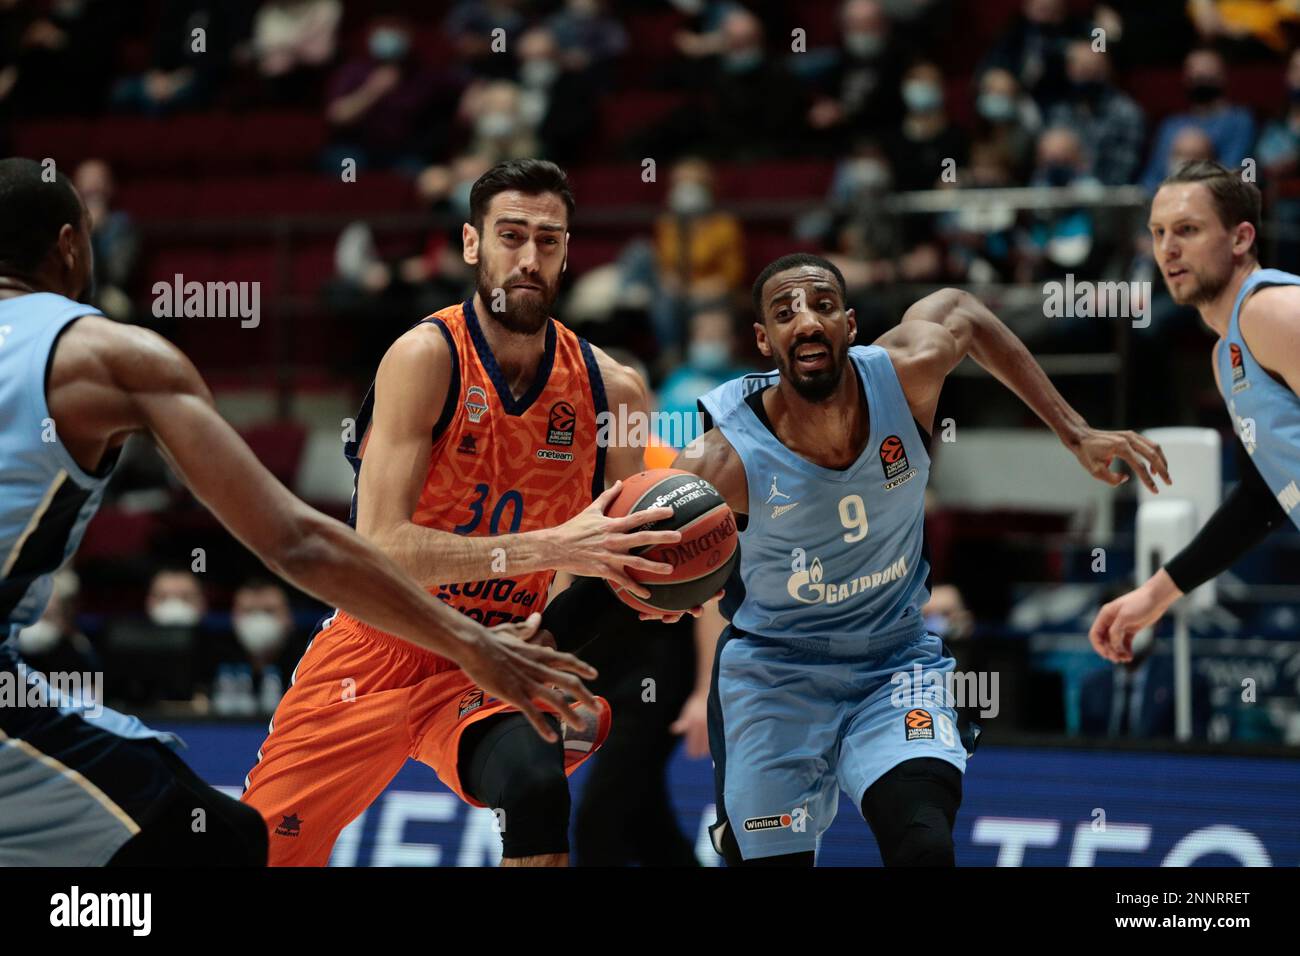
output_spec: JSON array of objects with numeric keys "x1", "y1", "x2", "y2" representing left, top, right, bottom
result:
[
  {"x1": 670, "y1": 691, "x2": 710, "y2": 759},
  {"x1": 637, "y1": 589, "x2": 725, "y2": 623},
  {"x1": 1089, "y1": 587, "x2": 1165, "y2": 663},
  {"x1": 460, "y1": 613, "x2": 600, "y2": 743},
  {"x1": 546, "y1": 481, "x2": 682, "y2": 599},
  {"x1": 1071, "y1": 427, "x2": 1171, "y2": 493}
]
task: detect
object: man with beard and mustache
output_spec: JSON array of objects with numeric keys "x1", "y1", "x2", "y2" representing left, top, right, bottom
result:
[
  {"x1": 0, "y1": 157, "x2": 598, "y2": 866},
  {"x1": 1092, "y1": 160, "x2": 1300, "y2": 663},
  {"x1": 534, "y1": 252, "x2": 1168, "y2": 865},
  {"x1": 242, "y1": 159, "x2": 687, "y2": 867}
]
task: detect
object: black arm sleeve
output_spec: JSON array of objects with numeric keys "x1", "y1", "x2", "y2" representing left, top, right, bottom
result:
[
  {"x1": 1163, "y1": 439, "x2": 1288, "y2": 593},
  {"x1": 540, "y1": 575, "x2": 639, "y2": 654}
]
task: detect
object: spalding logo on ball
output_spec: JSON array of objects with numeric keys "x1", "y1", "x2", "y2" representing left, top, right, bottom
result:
[{"x1": 604, "y1": 468, "x2": 739, "y2": 615}]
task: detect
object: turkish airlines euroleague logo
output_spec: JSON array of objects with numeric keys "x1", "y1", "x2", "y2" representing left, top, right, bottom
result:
[
  {"x1": 548, "y1": 401, "x2": 575, "y2": 446},
  {"x1": 905, "y1": 708, "x2": 935, "y2": 741},
  {"x1": 879, "y1": 435, "x2": 909, "y2": 480},
  {"x1": 1229, "y1": 343, "x2": 1245, "y2": 382}
]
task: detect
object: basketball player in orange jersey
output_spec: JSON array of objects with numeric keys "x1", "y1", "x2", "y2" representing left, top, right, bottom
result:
[{"x1": 242, "y1": 159, "x2": 687, "y2": 867}]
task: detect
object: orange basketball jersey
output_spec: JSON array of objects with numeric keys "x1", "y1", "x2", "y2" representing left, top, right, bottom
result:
[{"x1": 342, "y1": 298, "x2": 607, "y2": 635}]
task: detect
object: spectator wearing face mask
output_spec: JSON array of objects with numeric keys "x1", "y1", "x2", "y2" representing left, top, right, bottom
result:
[
  {"x1": 459, "y1": 80, "x2": 539, "y2": 163},
  {"x1": 939, "y1": 141, "x2": 1020, "y2": 283},
  {"x1": 545, "y1": 0, "x2": 627, "y2": 80},
  {"x1": 921, "y1": 584, "x2": 974, "y2": 643},
  {"x1": 655, "y1": 307, "x2": 752, "y2": 442},
  {"x1": 1019, "y1": 126, "x2": 1103, "y2": 282},
  {"x1": 445, "y1": 0, "x2": 527, "y2": 80},
  {"x1": 514, "y1": 26, "x2": 594, "y2": 163},
  {"x1": 1139, "y1": 47, "x2": 1256, "y2": 193},
  {"x1": 982, "y1": 0, "x2": 1094, "y2": 112},
  {"x1": 14, "y1": 570, "x2": 99, "y2": 683},
  {"x1": 803, "y1": 0, "x2": 905, "y2": 150},
  {"x1": 651, "y1": 157, "x2": 745, "y2": 351},
  {"x1": 203, "y1": 578, "x2": 303, "y2": 717},
  {"x1": 1045, "y1": 39, "x2": 1145, "y2": 186},
  {"x1": 323, "y1": 16, "x2": 458, "y2": 172},
  {"x1": 145, "y1": 567, "x2": 208, "y2": 630},
  {"x1": 972, "y1": 67, "x2": 1040, "y2": 184},
  {"x1": 883, "y1": 60, "x2": 968, "y2": 190}
]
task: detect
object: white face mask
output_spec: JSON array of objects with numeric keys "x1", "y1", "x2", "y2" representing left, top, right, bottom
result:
[
  {"x1": 18, "y1": 618, "x2": 62, "y2": 656},
  {"x1": 149, "y1": 597, "x2": 202, "y2": 628},
  {"x1": 477, "y1": 111, "x2": 518, "y2": 140},
  {"x1": 521, "y1": 59, "x2": 560, "y2": 88},
  {"x1": 669, "y1": 181, "x2": 712, "y2": 216},
  {"x1": 234, "y1": 611, "x2": 287, "y2": 657}
]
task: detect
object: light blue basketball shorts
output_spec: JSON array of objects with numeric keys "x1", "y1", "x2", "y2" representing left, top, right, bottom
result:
[{"x1": 707, "y1": 621, "x2": 973, "y2": 861}]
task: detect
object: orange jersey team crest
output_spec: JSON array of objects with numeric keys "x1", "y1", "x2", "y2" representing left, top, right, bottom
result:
[{"x1": 344, "y1": 297, "x2": 607, "y2": 634}]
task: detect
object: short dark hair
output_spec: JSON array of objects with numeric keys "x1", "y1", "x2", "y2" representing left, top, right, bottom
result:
[
  {"x1": 468, "y1": 158, "x2": 575, "y2": 232},
  {"x1": 0, "y1": 157, "x2": 84, "y2": 277},
  {"x1": 1159, "y1": 159, "x2": 1261, "y2": 257},
  {"x1": 751, "y1": 253, "x2": 849, "y2": 317}
]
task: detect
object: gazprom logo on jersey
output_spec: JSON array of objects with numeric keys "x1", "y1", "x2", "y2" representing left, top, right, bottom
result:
[{"x1": 786, "y1": 550, "x2": 908, "y2": 605}]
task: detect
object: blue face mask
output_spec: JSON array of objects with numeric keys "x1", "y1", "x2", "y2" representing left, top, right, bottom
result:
[
  {"x1": 977, "y1": 92, "x2": 1016, "y2": 123},
  {"x1": 688, "y1": 340, "x2": 730, "y2": 371},
  {"x1": 923, "y1": 613, "x2": 949, "y2": 637},
  {"x1": 1041, "y1": 163, "x2": 1075, "y2": 187},
  {"x1": 370, "y1": 29, "x2": 409, "y2": 62},
  {"x1": 723, "y1": 50, "x2": 763, "y2": 73},
  {"x1": 902, "y1": 80, "x2": 942, "y2": 113}
]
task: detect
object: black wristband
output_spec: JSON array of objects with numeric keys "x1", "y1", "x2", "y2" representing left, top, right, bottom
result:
[
  {"x1": 539, "y1": 575, "x2": 637, "y2": 654},
  {"x1": 1164, "y1": 441, "x2": 1288, "y2": 593}
]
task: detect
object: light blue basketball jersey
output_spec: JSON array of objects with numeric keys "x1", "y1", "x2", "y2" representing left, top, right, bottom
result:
[
  {"x1": 698, "y1": 345, "x2": 932, "y2": 643},
  {"x1": 0, "y1": 293, "x2": 115, "y2": 649},
  {"x1": 0, "y1": 293, "x2": 177, "y2": 745},
  {"x1": 1219, "y1": 269, "x2": 1300, "y2": 529}
]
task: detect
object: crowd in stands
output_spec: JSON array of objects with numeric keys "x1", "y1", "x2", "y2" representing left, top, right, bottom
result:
[{"x1": 5, "y1": 0, "x2": 1299, "y2": 743}]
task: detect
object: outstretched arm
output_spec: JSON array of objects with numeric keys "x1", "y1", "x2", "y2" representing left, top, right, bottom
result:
[
  {"x1": 49, "y1": 317, "x2": 597, "y2": 740},
  {"x1": 1090, "y1": 289, "x2": 1300, "y2": 662},
  {"x1": 876, "y1": 288, "x2": 1171, "y2": 491}
]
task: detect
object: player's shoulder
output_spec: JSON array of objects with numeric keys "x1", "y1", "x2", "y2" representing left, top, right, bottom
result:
[
  {"x1": 698, "y1": 368, "x2": 779, "y2": 425},
  {"x1": 588, "y1": 343, "x2": 650, "y2": 409},
  {"x1": 1240, "y1": 277, "x2": 1300, "y2": 327},
  {"x1": 380, "y1": 318, "x2": 455, "y2": 379}
]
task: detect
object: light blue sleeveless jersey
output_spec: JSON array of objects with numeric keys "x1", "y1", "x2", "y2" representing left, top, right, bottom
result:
[
  {"x1": 0, "y1": 293, "x2": 176, "y2": 744},
  {"x1": 1219, "y1": 269, "x2": 1300, "y2": 529},
  {"x1": 699, "y1": 345, "x2": 932, "y2": 643}
]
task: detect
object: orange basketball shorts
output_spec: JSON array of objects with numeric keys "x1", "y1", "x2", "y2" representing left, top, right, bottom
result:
[{"x1": 240, "y1": 610, "x2": 609, "y2": 866}]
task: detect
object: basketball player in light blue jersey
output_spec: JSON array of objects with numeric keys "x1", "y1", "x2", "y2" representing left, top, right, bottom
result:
[
  {"x1": 1092, "y1": 159, "x2": 1300, "y2": 661},
  {"x1": 535, "y1": 253, "x2": 1169, "y2": 865},
  {"x1": 0, "y1": 157, "x2": 606, "y2": 865}
]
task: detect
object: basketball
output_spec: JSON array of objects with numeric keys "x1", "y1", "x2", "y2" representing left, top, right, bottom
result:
[{"x1": 605, "y1": 468, "x2": 739, "y2": 615}]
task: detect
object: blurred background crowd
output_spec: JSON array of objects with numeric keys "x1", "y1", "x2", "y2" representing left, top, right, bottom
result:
[{"x1": 3, "y1": 0, "x2": 1299, "y2": 747}]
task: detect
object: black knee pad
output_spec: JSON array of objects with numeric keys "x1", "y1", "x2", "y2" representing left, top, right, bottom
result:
[
  {"x1": 494, "y1": 760, "x2": 571, "y2": 859},
  {"x1": 862, "y1": 757, "x2": 962, "y2": 868},
  {"x1": 460, "y1": 714, "x2": 571, "y2": 859},
  {"x1": 889, "y1": 804, "x2": 955, "y2": 867}
]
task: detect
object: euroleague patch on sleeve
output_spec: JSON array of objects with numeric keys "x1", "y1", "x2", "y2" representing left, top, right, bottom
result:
[
  {"x1": 905, "y1": 708, "x2": 934, "y2": 740},
  {"x1": 880, "y1": 435, "x2": 909, "y2": 479}
]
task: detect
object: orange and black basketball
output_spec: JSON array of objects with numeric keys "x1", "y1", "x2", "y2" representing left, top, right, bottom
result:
[{"x1": 604, "y1": 468, "x2": 739, "y2": 615}]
